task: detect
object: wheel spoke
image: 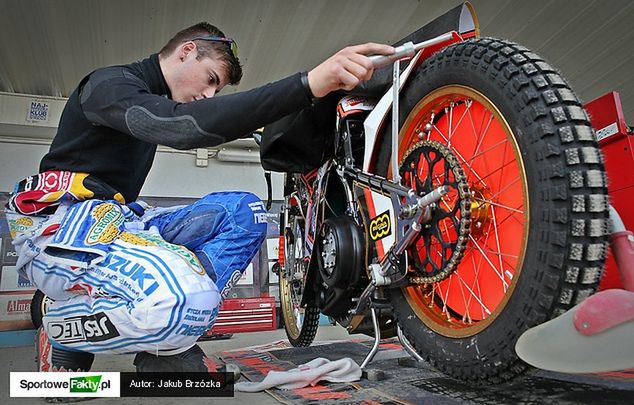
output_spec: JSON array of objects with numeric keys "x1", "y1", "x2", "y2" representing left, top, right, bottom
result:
[
  {"x1": 482, "y1": 218, "x2": 520, "y2": 272},
  {"x1": 472, "y1": 197, "x2": 523, "y2": 215},
  {"x1": 448, "y1": 105, "x2": 453, "y2": 148},
  {"x1": 455, "y1": 270, "x2": 471, "y2": 322},
  {"x1": 442, "y1": 274, "x2": 452, "y2": 317},
  {"x1": 463, "y1": 107, "x2": 495, "y2": 182},
  {"x1": 433, "y1": 124, "x2": 486, "y2": 186},
  {"x1": 470, "y1": 253, "x2": 487, "y2": 319},
  {"x1": 463, "y1": 223, "x2": 495, "y2": 317},
  {"x1": 469, "y1": 154, "x2": 517, "y2": 189},
  {"x1": 463, "y1": 138, "x2": 507, "y2": 167},
  {"x1": 485, "y1": 176, "x2": 521, "y2": 202},
  {"x1": 469, "y1": 233, "x2": 509, "y2": 289},
  {"x1": 454, "y1": 271, "x2": 492, "y2": 315},
  {"x1": 481, "y1": 249, "x2": 519, "y2": 259},
  {"x1": 489, "y1": 205, "x2": 508, "y2": 293}
]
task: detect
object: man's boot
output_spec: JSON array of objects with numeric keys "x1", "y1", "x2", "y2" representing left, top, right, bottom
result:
[
  {"x1": 134, "y1": 344, "x2": 208, "y2": 372},
  {"x1": 36, "y1": 326, "x2": 96, "y2": 402},
  {"x1": 36, "y1": 326, "x2": 95, "y2": 372},
  {"x1": 134, "y1": 344, "x2": 240, "y2": 379}
]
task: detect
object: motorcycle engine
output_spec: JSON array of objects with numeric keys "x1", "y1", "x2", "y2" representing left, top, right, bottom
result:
[{"x1": 313, "y1": 215, "x2": 366, "y2": 317}]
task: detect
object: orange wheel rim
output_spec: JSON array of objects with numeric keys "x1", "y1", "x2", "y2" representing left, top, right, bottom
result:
[{"x1": 393, "y1": 86, "x2": 529, "y2": 337}]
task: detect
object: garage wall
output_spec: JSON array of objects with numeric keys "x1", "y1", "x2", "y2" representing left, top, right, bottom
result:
[
  {"x1": 0, "y1": 142, "x2": 48, "y2": 191},
  {"x1": 0, "y1": 141, "x2": 284, "y2": 200},
  {"x1": 140, "y1": 150, "x2": 284, "y2": 199}
]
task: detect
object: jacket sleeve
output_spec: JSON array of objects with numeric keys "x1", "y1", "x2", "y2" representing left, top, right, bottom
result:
[{"x1": 79, "y1": 67, "x2": 312, "y2": 150}]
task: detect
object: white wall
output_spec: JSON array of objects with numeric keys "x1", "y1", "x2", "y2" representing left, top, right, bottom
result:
[
  {"x1": 141, "y1": 149, "x2": 285, "y2": 200},
  {"x1": 0, "y1": 142, "x2": 49, "y2": 190},
  {"x1": 0, "y1": 141, "x2": 284, "y2": 200}
]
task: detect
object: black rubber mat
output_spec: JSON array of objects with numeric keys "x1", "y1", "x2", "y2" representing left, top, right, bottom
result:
[{"x1": 220, "y1": 339, "x2": 634, "y2": 405}]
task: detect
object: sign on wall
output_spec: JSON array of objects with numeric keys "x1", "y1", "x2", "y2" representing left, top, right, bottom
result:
[{"x1": 25, "y1": 99, "x2": 50, "y2": 123}]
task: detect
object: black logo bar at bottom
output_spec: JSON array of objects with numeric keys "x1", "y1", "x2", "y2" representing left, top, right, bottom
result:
[{"x1": 120, "y1": 372, "x2": 234, "y2": 397}]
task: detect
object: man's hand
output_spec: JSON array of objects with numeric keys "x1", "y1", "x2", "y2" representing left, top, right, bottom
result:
[{"x1": 307, "y1": 43, "x2": 395, "y2": 98}]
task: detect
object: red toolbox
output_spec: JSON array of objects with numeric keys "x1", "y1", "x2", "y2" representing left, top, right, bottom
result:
[
  {"x1": 204, "y1": 297, "x2": 277, "y2": 335},
  {"x1": 586, "y1": 92, "x2": 634, "y2": 291}
]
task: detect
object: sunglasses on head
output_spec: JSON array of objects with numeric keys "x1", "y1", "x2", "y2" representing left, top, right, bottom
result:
[{"x1": 189, "y1": 36, "x2": 238, "y2": 59}]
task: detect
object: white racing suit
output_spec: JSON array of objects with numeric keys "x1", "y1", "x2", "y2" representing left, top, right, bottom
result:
[{"x1": 8, "y1": 191, "x2": 267, "y2": 355}]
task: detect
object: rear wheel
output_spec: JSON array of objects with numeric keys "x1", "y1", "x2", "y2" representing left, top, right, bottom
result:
[
  {"x1": 279, "y1": 178, "x2": 321, "y2": 347},
  {"x1": 379, "y1": 38, "x2": 609, "y2": 383}
]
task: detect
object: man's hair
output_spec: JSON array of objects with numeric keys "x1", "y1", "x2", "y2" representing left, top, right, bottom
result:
[{"x1": 159, "y1": 22, "x2": 242, "y2": 85}]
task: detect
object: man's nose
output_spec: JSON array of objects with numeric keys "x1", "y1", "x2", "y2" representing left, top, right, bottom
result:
[{"x1": 202, "y1": 87, "x2": 217, "y2": 99}]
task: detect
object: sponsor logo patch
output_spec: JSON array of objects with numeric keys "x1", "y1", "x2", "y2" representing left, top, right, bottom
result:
[
  {"x1": 8, "y1": 218, "x2": 33, "y2": 234},
  {"x1": 101, "y1": 254, "x2": 160, "y2": 296},
  {"x1": 249, "y1": 201, "x2": 267, "y2": 224},
  {"x1": 369, "y1": 211, "x2": 391, "y2": 241},
  {"x1": 596, "y1": 122, "x2": 618, "y2": 141},
  {"x1": 17, "y1": 272, "x2": 33, "y2": 288},
  {"x1": 15, "y1": 217, "x2": 34, "y2": 227},
  {"x1": 47, "y1": 312, "x2": 120, "y2": 344},
  {"x1": 117, "y1": 232, "x2": 155, "y2": 247},
  {"x1": 221, "y1": 270, "x2": 243, "y2": 299},
  {"x1": 86, "y1": 203, "x2": 124, "y2": 245}
]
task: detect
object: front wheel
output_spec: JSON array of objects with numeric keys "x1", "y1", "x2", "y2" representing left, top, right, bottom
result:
[
  {"x1": 379, "y1": 38, "x2": 609, "y2": 384},
  {"x1": 279, "y1": 182, "x2": 321, "y2": 347},
  {"x1": 31, "y1": 289, "x2": 53, "y2": 328}
]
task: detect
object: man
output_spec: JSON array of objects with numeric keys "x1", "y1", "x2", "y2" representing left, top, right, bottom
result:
[{"x1": 8, "y1": 22, "x2": 393, "y2": 373}]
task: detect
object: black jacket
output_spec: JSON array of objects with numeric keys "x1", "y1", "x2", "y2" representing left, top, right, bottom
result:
[{"x1": 40, "y1": 54, "x2": 311, "y2": 202}]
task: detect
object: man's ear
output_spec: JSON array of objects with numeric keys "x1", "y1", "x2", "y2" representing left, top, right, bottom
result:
[{"x1": 179, "y1": 41, "x2": 197, "y2": 60}]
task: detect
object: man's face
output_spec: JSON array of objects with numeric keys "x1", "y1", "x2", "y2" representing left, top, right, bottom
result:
[{"x1": 169, "y1": 44, "x2": 229, "y2": 103}]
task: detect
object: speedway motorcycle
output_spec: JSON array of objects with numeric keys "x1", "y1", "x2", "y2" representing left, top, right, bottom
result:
[{"x1": 264, "y1": 2, "x2": 611, "y2": 384}]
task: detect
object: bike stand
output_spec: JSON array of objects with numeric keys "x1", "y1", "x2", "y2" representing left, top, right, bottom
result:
[
  {"x1": 360, "y1": 307, "x2": 381, "y2": 369},
  {"x1": 397, "y1": 326, "x2": 424, "y2": 361},
  {"x1": 360, "y1": 307, "x2": 389, "y2": 381},
  {"x1": 396, "y1": 326, "x2": 430, "y2": 369},
  {"x1": 360, "y1": 307, "x2": 428, "y2": 380}
]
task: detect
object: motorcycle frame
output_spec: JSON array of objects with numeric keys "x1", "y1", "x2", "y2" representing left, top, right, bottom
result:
[
  {"x1": 283, "y1": 30, "x2": 475, "y2": 330},
  {"x1": 280, "y1": 2, "x2": 486, "y2": 366}
]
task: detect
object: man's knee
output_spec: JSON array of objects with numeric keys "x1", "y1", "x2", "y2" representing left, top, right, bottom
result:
[
  {"x1": 234, "y1": 192, "x2": 268, "y2": 237},
  {"x1": 159, "y1": 205, "x2": 225, "y2": 248}
]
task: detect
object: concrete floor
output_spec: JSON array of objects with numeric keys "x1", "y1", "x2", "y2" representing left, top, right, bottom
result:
[{"x1": 2, "y1": 325, "x2": 363, "y2": 404}]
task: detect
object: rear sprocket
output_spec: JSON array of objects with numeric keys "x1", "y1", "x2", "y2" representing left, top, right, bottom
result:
[{"x1": 399, "y1": 140, "x2": 471, "y2": 283}]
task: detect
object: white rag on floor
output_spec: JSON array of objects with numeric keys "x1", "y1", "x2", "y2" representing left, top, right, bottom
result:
[{"x1": 234, "y1": 357, "x2": 362, "y2": 392}]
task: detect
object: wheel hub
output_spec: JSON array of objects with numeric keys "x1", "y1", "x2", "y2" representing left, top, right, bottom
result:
[{"x1": 469, "y1": 186, "x2": 491, "y2": 238}]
